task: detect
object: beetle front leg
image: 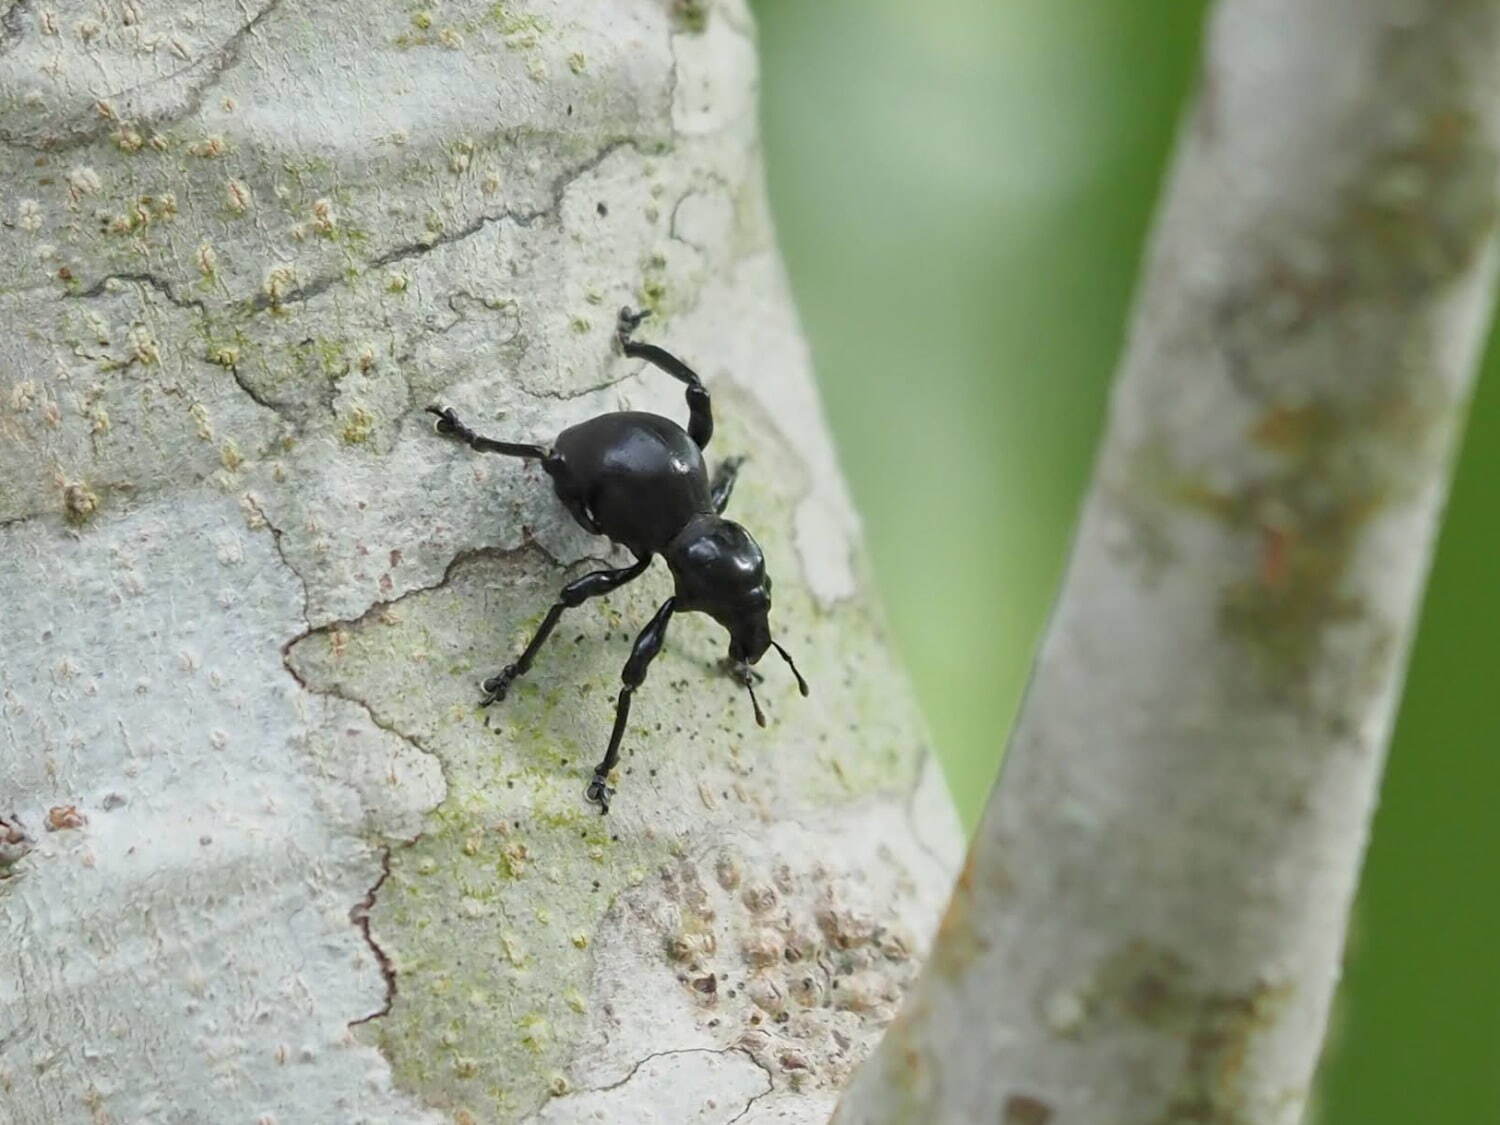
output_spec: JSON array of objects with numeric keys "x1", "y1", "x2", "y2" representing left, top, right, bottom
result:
[
  {"x1": 589, "y1": 596, "x2": 676, "y2": 812},
  {"x1": 481, "y1": 556, "x2": 651, "y2": 705},
  {"x1": 426, "y1": 405, "x2": 550, "y2": 460}
]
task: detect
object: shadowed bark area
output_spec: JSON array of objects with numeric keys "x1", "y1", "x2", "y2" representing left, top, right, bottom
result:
[{"x1": 837, "y1": 1, "x2": 1500, "y2": 1122}]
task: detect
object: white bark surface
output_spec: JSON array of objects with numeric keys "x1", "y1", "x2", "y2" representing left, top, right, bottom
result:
[
  {"x1": 0, "y1": 3, "x2": 961, "y2": 1122},
  {"x1": 837, "y1": 1, "x2": 1500, "y2": 1123}
]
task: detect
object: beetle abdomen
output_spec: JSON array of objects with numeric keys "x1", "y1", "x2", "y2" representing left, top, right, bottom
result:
[{"x1": 553, "y1": 412, "x2": 712, "y2": 555}]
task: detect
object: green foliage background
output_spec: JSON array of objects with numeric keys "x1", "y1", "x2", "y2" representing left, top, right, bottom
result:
[{"x1": 751, "y1": 0, "x2": 1500, "y2": 1119}]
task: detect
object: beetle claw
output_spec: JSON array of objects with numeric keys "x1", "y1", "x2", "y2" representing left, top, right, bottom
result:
[
  {"x1": 479, "y1": 666, "x2": 518, "y2": 706},
  {"x1": 586, "y1": 774, "x2": 615, "y2": 814},
  {"x1": 616, "y1": 306, "x2": 651, "y2": 342},
  {"x1": 718, "y1": 656, "x2": 762, "y2": 684}
]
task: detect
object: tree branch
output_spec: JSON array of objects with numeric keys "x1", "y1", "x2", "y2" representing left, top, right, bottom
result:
[
  {"x1": 0, "y1": 3, "x2": 960, "y2": 1122},
  {"x1": 836, "y1": 1, "x2": 1500, "y2": 1121}
]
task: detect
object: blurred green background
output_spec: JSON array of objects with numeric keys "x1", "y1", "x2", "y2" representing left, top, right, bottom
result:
[{"x1": 750, "y1": 0, "x2": 1500, "y2": 1120}]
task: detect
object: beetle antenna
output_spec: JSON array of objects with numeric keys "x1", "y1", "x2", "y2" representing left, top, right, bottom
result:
[
  {"x1": 772, "y1": 642, "x2": 810, "y2": 697},
  {"x1": 738, "y1": 663, "x2": 767, "y2": 727}
]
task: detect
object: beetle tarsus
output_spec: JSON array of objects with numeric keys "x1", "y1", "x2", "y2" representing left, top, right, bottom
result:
[
  {"x1": 616, "y1": 305, "x2": 652, "y2": 344},
  {"x1": 427, "y1": 405, "x2": 551, "y2": 460},
  {"x1": 719, "y1": 655, "x2": 763, "y2": 684},
  {"x1": 586, "y1": 773, "x2": 615, "y2": 814},
  {"x1": 480, "y1": 666, "x2": 519, "y2": 706}
]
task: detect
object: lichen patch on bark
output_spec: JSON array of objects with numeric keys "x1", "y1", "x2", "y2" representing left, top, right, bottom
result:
[{"x1": 280, "y1": 466, "x2": 940, "y2": 1118}]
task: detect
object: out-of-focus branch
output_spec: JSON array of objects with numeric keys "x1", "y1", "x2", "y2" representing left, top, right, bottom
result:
[{"x1": 836, "y1": 1, "x2": 1500, "y2": 1121}]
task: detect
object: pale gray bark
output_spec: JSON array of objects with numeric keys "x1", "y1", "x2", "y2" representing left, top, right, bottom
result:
[
  {"x1": 0, "y1": 3, "x2": 960, "y2": 1122},
  {"x1": 837, "y1": 1, "x2": 1500, "y2": 1123}
]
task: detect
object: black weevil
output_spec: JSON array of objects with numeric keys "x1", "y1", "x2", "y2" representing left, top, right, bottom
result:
[{"x1": 428, "y1": 307, "x2": 808, "y2": 812}]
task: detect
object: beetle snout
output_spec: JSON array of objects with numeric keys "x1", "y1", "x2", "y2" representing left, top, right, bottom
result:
[{"x1": 729, "y1": 614, "x2": 772, "y2": 665}]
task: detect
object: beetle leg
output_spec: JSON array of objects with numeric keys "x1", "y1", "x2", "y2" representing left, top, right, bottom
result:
[
  {"x1": 588, "y1": 596, "x2": 676, "y2": 813},
  {"x1": 426, "y1": 405, "x2": 551, "y2": 460},
  {"x1": 710, "y1": 456, "x2": 745, "y2": 514},
  {"x1": 615, "y1": 307, "x2": 715, "y2": 450},
  {"x1": 481, "y1": 556, "x2": 652, "y2": 705},
  {"x1": 717, "y1": 654, "x2": 763, "y2": 683}
]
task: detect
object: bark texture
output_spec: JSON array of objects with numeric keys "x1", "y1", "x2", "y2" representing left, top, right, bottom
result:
[
  {"x1": 837, "y1": 1, "x2": 1500, "y2": 1123},
  {"x1": 0, "y1": 3, "x2": 961, "y2": 1122}
]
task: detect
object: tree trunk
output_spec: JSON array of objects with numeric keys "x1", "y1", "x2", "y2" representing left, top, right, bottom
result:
[
  {"x1": 835, "y1": 2, "x2": 1500, "y2": 1123},
  {"x1": 0, "y1": 3, "x2": 961, "y2": 1122}
]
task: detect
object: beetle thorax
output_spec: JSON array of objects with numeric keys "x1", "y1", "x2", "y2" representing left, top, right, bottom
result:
[{"x1": 664, "y1": 514, "x2": 771, "y2": 621}]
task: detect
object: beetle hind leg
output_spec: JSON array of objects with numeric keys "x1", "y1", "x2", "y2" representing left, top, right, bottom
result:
[{"x1": 615, "y1": 308, "x2": 715, "y2": 450}]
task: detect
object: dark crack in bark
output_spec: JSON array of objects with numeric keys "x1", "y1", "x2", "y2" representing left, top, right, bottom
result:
[
  {"x1": 245, "y1": 494, "x2": 311, "y2": 625},
  {"x1": 0, "y1": 0, "x2": 283, "y2": 151},
  {"x1": 522, "y1": 368, "x2": 642, "y2": 402},
  {"x1": 347, "y1": 845, "x2": 398, "y2": 1027},
  {"x1": 275, "y1": 543, "x2": 568, "y2": 791},
  {"x1": 726, "y1": 1048, "x2": 776, "y2": 1124},
  {"x1": 0, "y1": 510, "x2": 43, "y2": 531},
  {"x1": 65, "y1": 271, "x2": 207, "y2": 314},
  {"x1": 63, "y1": 270, "x2": 291, "y2": 419},
  {"x1": 521, "y1": 1046, "x2": 774, "y2": 1123},
  {"x1": 251, "y1": 139, "x2": 638, "y2": 311},
  {"x1": 279, "y1": 636, "x2": 441, "y2": 765},
  {"x1": 221, "y1": 356, "x2": 283, "y2": 415}
]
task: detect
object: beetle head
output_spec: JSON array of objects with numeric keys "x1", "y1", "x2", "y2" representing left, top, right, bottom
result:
[
  {"x1": 666, "y1": 515, "x2": 810, "y2": 725},
  {"x1": 666, "y1": 514, "x2": 772, "y2": 658}
]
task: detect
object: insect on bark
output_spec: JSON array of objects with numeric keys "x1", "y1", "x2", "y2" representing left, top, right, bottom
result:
[{"x1": 428, "y1": 307, "x2": 809, "y2": 812}]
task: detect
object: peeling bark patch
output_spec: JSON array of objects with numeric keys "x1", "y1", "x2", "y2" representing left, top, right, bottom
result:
[
  {"x1": 1085, "y1": 944, "x2": 1294, "y2": 1125},
  {"x1": 1158, "y1": 980, "x2": 1296, "y2": 1125},
  {"x1": 1004, "y1": 1094, "x2": 1055, "y2": 1125},
  {"x1": 44, "y1": 805, "x2": 86, "y2": 831},
  {"x1": 0, "y1": 815, "x2": 33, "y2": 877},
  {"x1": 349, "y1": 846, "x2": 399, "y2": 1027},
  {"x1": 584, "y1": 811, "x2": 948, "y2": 1112},
  {"x1": 656, "y1": 849, "x2": 919, "y2": 1091},
  {"x1": 672, "y1": 0, "x2": 709, "y2": 34}
]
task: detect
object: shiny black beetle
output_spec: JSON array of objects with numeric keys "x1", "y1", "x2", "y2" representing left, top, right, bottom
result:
[{"x1": 428, "y1": 307, "x2": 808, "y2": 813}]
